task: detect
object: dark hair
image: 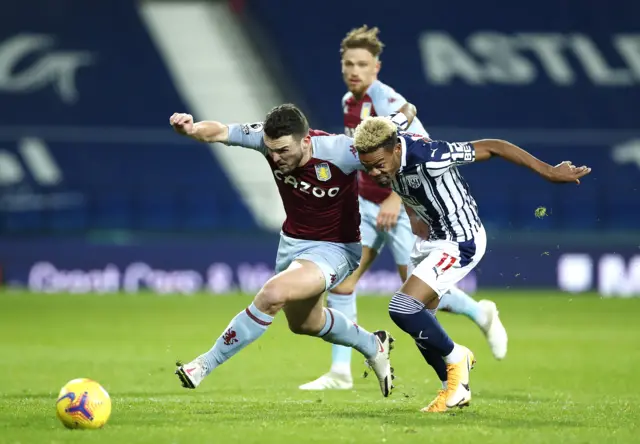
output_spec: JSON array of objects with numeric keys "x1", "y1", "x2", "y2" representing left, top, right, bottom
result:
[{"x1": 263, "y1": 104, "x2": 309, "y2": 139}]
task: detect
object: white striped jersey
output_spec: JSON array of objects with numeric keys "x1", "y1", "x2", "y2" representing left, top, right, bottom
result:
[{"x1": 391, "y1": 133, "x2": 481, "y2": 242}]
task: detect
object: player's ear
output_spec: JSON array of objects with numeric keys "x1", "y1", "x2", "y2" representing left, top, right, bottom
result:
[{"x1": 375, "y1": 60, "x2": 381, "y2": 74}]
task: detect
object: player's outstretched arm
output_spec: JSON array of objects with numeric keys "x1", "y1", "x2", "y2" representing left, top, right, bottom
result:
[
  {"x1": 169, "y1": 113, "x2": 229, "y2": 143},
  {"x1": 472, "y1": 139, "x2": 592, "y2": 184}
]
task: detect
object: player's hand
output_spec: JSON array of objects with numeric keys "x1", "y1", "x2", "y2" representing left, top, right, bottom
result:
[
  {"x1": 170, "y1": 113, "x2": 195, "y2": 136},
  {"x1": 545, "y1": 161, "x2": 592, "y2": 184},
  {"x1": 377, "y1": 194, "x2": 402, "y2": 231}
]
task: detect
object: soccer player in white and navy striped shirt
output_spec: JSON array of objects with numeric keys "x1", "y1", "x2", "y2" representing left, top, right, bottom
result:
[{"x1": 353, "y1": 115, "x2": 591, "y2": 412}]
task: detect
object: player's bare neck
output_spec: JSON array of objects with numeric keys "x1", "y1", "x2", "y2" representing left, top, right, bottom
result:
[
  {"x1": 352, "y1": 88, "x2": 369, "y2": 102},
  {"x1": 352, "y1": 91, "x2": 365, "y2": 101},
  {"x1": 298, "y1": 143, "x2": 314, "y2": 168}
]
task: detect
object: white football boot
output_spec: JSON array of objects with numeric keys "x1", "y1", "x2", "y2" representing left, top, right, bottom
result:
[
  {"x1": 175, "y1": 357, "x2": 207, "y2": 389},
  {"x1": 478, "y1": 300, "x2": 508, "y2": 360},
  {"x1": 364, "y1": 330, "x2": 395, "y2": 397},
  {"x1": 299, "y1": 372, "x2": 354, "y2": 390}
]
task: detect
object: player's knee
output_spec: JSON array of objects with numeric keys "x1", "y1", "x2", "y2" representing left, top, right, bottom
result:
[
  {"x1": 388, "y1": 292, "x2": 419, "y2": 330},
  {"x1": 255, "y1": 280, "x2": 289, "y2": 313},
  {"x1": 388, "y1": 297, "x2": 402, "y2": 326}
]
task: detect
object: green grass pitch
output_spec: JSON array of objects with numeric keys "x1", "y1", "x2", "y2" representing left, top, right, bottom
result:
[{"x1": 0, "y1": 290, "x2": 638, "y2": 443}]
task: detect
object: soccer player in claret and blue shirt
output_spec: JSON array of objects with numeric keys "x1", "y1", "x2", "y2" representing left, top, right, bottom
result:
[{"x1": 169, "y1": 104, "x2": 395, "y2": 398}]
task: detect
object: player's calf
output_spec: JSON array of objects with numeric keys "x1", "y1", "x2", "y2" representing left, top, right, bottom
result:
[
  {"x1": 388, "y1": 292, "x2": 454, "y2": 356},
  {"x1": 287, "y1": 313, "x2": 324, "y2": 336},
  {"x1": 415, "y1": 341, "x2": 447, "y2": 384},
  {"x1": 326, "y1": 289, "x2": 357, "y2": 377},
  {"x1": 311, "y1": 306, "x2": 395, "y2": 397}
]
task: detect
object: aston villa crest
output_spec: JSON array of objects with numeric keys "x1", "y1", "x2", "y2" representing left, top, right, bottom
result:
[
  {"x1": 360, "y1": 102, "x2": 372, "y2": 120},
  {"x1": 315, "y1": 162, "x2": 332, "y2": 182}
]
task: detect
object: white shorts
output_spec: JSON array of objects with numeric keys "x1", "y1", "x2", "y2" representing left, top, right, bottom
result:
[
  {"x1": 275, "y1": 233, "x2": 362, "y2": 291},
  {"x1": 409, "y1": 224, "x2": 487, "y2": 297},
  {"x1": 359, "y1": 196, "x2": 416, "y2": 266}
]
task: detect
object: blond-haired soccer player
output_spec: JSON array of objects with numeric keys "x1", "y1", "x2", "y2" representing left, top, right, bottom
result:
[{"x1": 352, "y1": 115, "x2": 590, "y2": 411}]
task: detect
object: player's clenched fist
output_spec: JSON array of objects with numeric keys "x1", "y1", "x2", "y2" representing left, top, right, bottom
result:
[{"x1": 170, "y1": 113, "x2": 195, "y2": 136}]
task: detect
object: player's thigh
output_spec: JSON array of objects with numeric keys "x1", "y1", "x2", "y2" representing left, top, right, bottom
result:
[
  {"x1": 405, "y1": 226, "x2": 487, "y2": 305},
  {"x1": 274, "y1": 233, "x2": 299, "y2": 275},
  {"x1": 295, "y1": 239, "x2": 362, "y2": 292},
  {"x1": 359, "y1": 197, "x2": 386, "y2": 255},
  {"x1": 280, "y1": 237, "x2": 362, "y2": 333}
]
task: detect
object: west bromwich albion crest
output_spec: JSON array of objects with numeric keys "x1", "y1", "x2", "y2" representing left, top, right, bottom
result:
[
  {"x1": 406, "y1": 175, "x2": 421, "y2": 189},
  {"x1": 315, "y1": 162, "x2": 332, "y2": 182}
]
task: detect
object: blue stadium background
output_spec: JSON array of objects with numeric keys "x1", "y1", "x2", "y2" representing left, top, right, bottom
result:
[{"x1": 0, "y1": 0, "x2": 638, "y2": 295}]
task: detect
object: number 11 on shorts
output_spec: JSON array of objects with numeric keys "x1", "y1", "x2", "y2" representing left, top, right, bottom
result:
[{"x1": 433, "y1": 253, "x2": 457, "y2": 277}]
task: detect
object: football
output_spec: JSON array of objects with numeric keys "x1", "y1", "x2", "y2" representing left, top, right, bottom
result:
[{"x1": 55, "y1": 378, "x2": 112, "y2": 429}]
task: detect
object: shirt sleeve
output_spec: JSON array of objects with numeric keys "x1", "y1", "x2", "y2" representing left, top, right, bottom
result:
[
  {"x1": 407, "y1": 138, "x2": 475, "y2": 177},
  {"x1": 225, "y1": 122, "x2": 268, "y2": 155}
]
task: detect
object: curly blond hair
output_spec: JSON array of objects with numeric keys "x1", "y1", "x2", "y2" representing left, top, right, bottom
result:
[
  {"x1": 353, "y1": 117, "x2": 397, "y2": 153},
  {"x1": 340, "y1": 25, "x2": 384, "y2": 58}
]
